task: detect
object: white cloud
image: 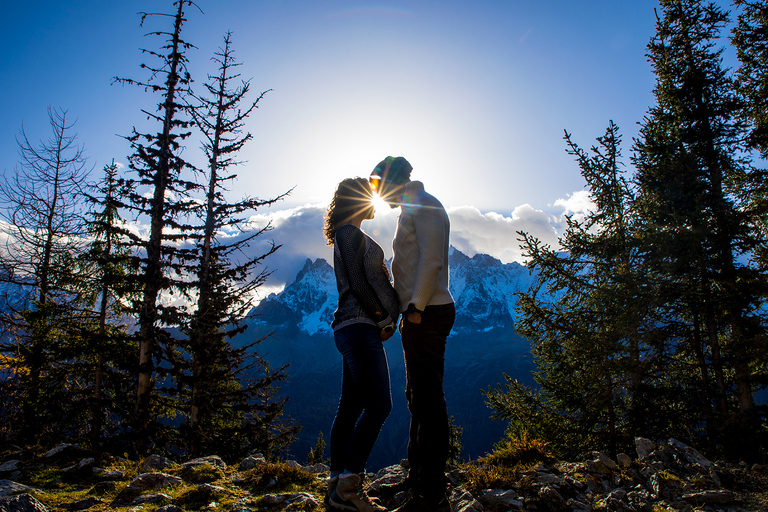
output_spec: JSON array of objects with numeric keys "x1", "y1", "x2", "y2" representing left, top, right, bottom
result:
[
  {"x1": 247, "y1": 191, "x2": 594, "y2": 291},
  {"x1": 552, "y1": 190, "x2": 595, "y2": 223},
  {"x1": 448, "y1": 204, "x2": 561, "y2": 264}
]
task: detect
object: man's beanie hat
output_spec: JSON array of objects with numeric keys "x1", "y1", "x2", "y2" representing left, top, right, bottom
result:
[{"x1": 372, "y1": 156, "x2": 412, "y2": 185}]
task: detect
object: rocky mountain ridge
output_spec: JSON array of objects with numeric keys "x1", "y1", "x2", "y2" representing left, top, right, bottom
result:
[{"x1": 1, "y1": 437, "x2": 767, "y2": 511}]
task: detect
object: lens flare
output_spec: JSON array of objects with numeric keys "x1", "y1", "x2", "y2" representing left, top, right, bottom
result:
[{"x1": 371, "y1": 191, "x2": 390, "y2": 213}]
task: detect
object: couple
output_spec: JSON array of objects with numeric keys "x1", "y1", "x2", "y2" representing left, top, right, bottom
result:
[{"x1": 323, "y1": 156, "x2": 455, "y2": 512}]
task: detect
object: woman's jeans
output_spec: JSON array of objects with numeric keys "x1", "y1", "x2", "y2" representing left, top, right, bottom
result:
[{"x1": 330, "y1": 323, "x2": 392, "y2": 474}]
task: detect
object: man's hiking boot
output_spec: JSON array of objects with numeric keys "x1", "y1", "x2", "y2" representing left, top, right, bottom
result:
[{"x1": 333, "y1": 472, "x2": 386, "y2": 512}]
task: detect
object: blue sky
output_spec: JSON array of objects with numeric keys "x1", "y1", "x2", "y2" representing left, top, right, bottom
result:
[{"x1": 0, "y1": 1, "x2": 689, "y2": 291}]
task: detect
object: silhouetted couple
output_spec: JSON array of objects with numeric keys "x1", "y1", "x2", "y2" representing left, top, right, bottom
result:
[{"x1": 323, "y1": 157, "x2": 455, "y2": 512}]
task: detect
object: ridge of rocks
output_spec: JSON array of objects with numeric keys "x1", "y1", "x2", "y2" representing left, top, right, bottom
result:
[{"x1": 1, "y1": 437, "x2": 767, "y2": 512}]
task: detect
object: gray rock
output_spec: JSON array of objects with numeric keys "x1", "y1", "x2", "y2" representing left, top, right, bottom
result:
[
  {"x1": 368, "y1": 464, "x2": 408, "y2": 493},
  {"x1": 635, "y1": 437, "x2": 656, "y2": 459},
  {"x1": 531, "y1": 472, "x2": 567, "y2": 486},
  {"x1": 538, "y1": 485, "x2": 566, "y2": 511},
  {"x1": 60, "y1": 497, "x2": 103, "y2": 511},
  {"x1": 261, "y1": 492, "x2": 320, "y2": 509},
  {"x1": 156, "y1": 506, "x2": 184, "y2": 512},
  {"x1": 237, "y1": 456, "x2": 265, "y2": 471},
  {"x1": 140, "y1": 454, "x2": 176, "y2": 472},
  {"x1": 195, "y1": 483, "x2": 225, "y2": 497},
  {"x1": 130, "y1": 493, "x2": 171, "y2": 505},
  {"x1": 0, "y1": 462, "x2": 20, "y2": 473},
  {"x1": 478, "y1": 489, "x2": 522, "y2": 509},
  {"x1": 182, "y1": 456, "x2": 225, "y2": 469},
  {"x1": 681, "y1": 489, "x2": 735, "y2": 505},
  {"x1": 617, "y1": 453, "x2": 632, "y2": 468},
  {"x1": 43, "y1": 443, "x2": 75, "y2": 458},
  {"x1": 302, "y1": 463, "x2": 328, "y2": 473},
  {"x1": 126, "y1": 473, "x2": 182, "y2": 491},
  {"x1": 597, "y1": 489, "x2": 634, "y2": 512},
  {"x1": 586, "y1": 452, "x2": 618, "y2": 474},
  {"x1": 0, "y1": 482, "x2": 36, "y2": 497},
  {"x1": 77, "y1": 458, "x2": 95, "y2": 470},
  {"x1": 284, "y1": 460, "x2": 302, "y2": 470},
  {"x1": 0, "y1": 494, "x2": 48, "y2": 512},
  {"x1": 99, "y1": 470, "x2": 124, "y2": 480},
  {"x1": 450, "y1": 487, "x2": 484, "y2": 512}
]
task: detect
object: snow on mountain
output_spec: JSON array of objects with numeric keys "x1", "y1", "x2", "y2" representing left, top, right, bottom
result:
[
  {"x1": 243, "y1": 246, "x2": 539, "y2": 468},
  {"x1": 250, "y1": 246, "x2": 535, "y2": 336}
]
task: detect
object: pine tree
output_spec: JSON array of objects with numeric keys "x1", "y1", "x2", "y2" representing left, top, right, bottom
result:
[
  {"x1": 177, "y1": 31, "x2": 297, "y2": 459},
  {"x1": 489, "y1": 123, "x2": 660, "y2": 458},
  {"x1": 732, "y1": 0, "x2": 768, "y2": 267},
  {"x1": 633, "y1": 0, "x2": 767, "y2": 458},
  {"x1": 733, "y1": 0, "x2": 768, "y2": 157},
  {"x1": 113, "y1": 0, "x2": 202, "y2": 453},
  {"x1": 80, "y1": 161, "x2": 137, "y2": 450},
  {"x1": 0, "y1": 107, "x2": 92, "y2": 447}
]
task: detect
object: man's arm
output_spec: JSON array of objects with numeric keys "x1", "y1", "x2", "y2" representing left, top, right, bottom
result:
[{"x1": 408, "y1": 205, "x2": 446, "y2": 313}]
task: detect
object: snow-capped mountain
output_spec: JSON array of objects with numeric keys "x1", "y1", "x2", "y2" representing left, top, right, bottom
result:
[
  {"x1": 240, "y1": 246, "x2": 539, "y2": 468},
  {"x1": 249, "y1": 246, "x2": 536, "y2": 337}
]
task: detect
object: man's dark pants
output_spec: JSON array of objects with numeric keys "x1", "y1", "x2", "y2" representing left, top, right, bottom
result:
[{"x1": 400, "y1": 302, "x2": 456, "y2": 500}]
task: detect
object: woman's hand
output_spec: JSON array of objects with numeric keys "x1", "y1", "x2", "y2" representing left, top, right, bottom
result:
[{"x1": 381, "y1": 321, "x2": 396, "y2": 341}]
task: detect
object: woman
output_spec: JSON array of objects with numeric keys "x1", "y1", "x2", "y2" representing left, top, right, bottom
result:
[{"x1": 323, "y1": 177, "x2": 399, "y2": 512}]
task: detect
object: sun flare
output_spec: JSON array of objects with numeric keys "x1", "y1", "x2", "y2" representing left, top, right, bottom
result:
[{"x1": 371, "y1": 192, "x2": 391, "y2": 214}]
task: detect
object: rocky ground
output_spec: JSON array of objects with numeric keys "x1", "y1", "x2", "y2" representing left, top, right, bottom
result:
[{"x1": 0, "y1": 438, "x2": 767, "y2": 512}]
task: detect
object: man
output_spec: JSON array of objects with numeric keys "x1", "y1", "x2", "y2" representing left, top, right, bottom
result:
[{"x1": 370, "y1": 156, "x2": 455, "y2": 512}]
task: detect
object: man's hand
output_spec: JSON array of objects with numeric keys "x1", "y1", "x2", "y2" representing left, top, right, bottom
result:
[{"x1": 406, "y1": 311, "x2": 422, "y2": 324}]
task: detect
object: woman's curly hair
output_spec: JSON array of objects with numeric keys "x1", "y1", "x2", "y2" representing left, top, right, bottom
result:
[{"x1": 324, "y1": 177, "x2": 374, "y2": 245}]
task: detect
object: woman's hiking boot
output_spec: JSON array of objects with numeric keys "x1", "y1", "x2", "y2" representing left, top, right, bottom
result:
[
  {"x1": 333, "y1": 473, "x2": 386, "y2": 512},
  {"x1": 324, "y1": 476, "x2": 338, "y2": 510}
]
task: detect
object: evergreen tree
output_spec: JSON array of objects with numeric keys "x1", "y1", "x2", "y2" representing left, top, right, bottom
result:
[
  {"x1": 177, "y1": 32, "x2": 297, "y2": 459},
  {"x1": 488, "y1": 123, "x2": 660, "y2": 458},
  {"x1": 80, "y1": 161, "x2": 137, "y2": 450},
  {"x1": 733, "y1": 0, "x2": 768, "y2": 157},
  {"x1": 633, "y1": 0, "x2": 767, "y2": 458},
  {"x1": 113, "y1": 0, "x2": 202, "y2": 453},
  {"x1": 0, "y1": 107, "x2": 92, "y2": 447},
  {"x1": 732, "y1": 0, "x2": 768, "y2": 267}
]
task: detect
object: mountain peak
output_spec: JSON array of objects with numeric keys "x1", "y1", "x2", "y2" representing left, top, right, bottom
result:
[{"x1": 252, "y1": 248, "x2": 537, "y2": 336}]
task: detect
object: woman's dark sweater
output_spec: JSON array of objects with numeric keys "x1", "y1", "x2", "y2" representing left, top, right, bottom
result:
[{"x1": 332, "y1": 224, "x2": 400, "y2": 332}]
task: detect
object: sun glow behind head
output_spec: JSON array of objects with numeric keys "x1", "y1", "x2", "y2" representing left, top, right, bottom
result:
[{"x1": 371, "y1": 191, "x2": 391, "y2": 214}]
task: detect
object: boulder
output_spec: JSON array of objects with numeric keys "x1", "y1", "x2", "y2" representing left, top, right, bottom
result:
[
  {"x1": 635, "y1": 437, "x2": 656, "y2": 459},
  {"x1": 126, "y1": 472, "x2": 182, "y2": 491},
  {"x1": 156, "y1": 506, "x2": 184, "y2": 512},
  {"x1": 450, "y1": 487, "x2": 484, "y2": 512},
  {"x1": 478, "y1": 489, "x2": 522, "y2": 509},
  {"x1": 0, "y1": 462, "x2": 20, "y2": 474},
  {"x1": 0, "y1": 482, "x2": 36, "y2": 497},
  {"x1": 238, "y1": 456, "x2": 266, "y2": 471},
  {"x1": 182, "y1": 456, "x2": 226, "y2": 469},
  {"x1": 130, "y1": 493, "x2": 171, "y2": 505},
  {"x1": 140, "y1": 454, "x2": 176, "y2": 472},
  {"x1": 0, "y1": 494, "x2": 48, "y2": 512},
  {"x1": 681, "y1": 489, "x2": 735, "y2": 505},
  {"x1": 261, "y1": 492, "x2": 320, "y2": 509},
  {"x1": 59, "y1": 497, "x2": 102, "y2": 511}
]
